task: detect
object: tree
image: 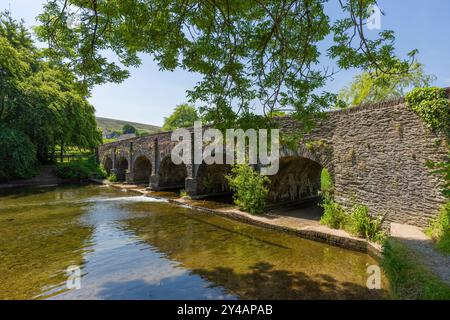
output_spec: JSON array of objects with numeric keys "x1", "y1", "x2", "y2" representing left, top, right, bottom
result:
[
  {"x1": 0, "y1": 12, "x2": 101, "y2": 173},
  {"x1": 338, "y1": 62, "x2": 435, "y2": 107},
  {"x1": 122, "y1": 124, "x2": 137, "y2": 134},
  {"x1": 35, "y1": 0, "x2": 417, "y2": 130},
  {"x1": 163, "y1": 104, "x2": 199, "y2": 131},
  {"x1": 0, "y1": 124, "x2": 37, "y2": 181}
]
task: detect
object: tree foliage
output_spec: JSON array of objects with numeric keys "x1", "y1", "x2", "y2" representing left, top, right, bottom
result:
[
  {"x1": 35, "y1": 0, "x2": 417, "y2": 129},
  {"x1": 0, "y1": 124, "x2": 37, "y2": 181},
  {"x1": 122, "y1": 124, "x2": 137, "y2": 134},
  {"x1": 405, "y1": 87, "x2": 450, "y2": 134},
  {"x1": 339, "y1": 62, "x2": 435, "y2": 107},
  {"x1": 162, "y1": 104, "x2": 199, "y2": 131},
  {"x1": 406, "y1": 87, "x2": 450, "y2": 199},
  {"x1": 0, "y1": 12, "x2": 101, "y2": 179}
]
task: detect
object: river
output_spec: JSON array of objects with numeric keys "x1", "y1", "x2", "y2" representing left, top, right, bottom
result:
[{"x1": 0, "y1": 185, "x2": 388, "y2": 299}]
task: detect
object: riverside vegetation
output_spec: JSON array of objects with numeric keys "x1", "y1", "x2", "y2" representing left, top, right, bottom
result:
[
  {"x1": 0, "y1": 13, "x2": 100, "y2": 182},
  {"x1": 226, "y1": 164, "x2": 271, "y2": 215},
  {"x1": 319, "y1": 168, "x2": 386, "y2": 243}
]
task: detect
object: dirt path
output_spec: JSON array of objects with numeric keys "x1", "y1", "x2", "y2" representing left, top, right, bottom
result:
[{"x1": 391, "y1": 223, "x2": 450, "y2": 286}]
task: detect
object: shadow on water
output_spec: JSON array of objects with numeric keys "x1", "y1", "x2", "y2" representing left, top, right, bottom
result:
[
  {"x1": 0, "y1": 185, "x2": 390, "y2": 300},
  {"x1": 124, "y1": 202, "x2": 390, "y2": 300},
  {"x1": 94, "y1": 261, "x2": 387, "y2": 300},
  {"x1": 191, "y1": 262, "x2": 387, "y2": 300}
]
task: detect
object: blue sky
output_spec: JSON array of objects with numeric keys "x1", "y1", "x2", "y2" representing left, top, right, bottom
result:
[{"x1": 2, "y1": 0, "x2": 450, "y2": 126}]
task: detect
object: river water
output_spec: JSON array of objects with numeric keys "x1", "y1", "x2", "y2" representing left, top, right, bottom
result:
[{"x1": 0, "y1": 185, "x2": 388, "y2": 299}]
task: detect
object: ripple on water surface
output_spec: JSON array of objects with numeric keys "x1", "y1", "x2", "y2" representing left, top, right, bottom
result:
[{"x1": 0, "y1": 185, "x2": 389, "y2": 299}]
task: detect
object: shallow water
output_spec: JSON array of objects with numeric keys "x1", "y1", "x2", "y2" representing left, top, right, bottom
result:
[{"x1": 0, "y1": 185, "x2": 389, "y2": 299}]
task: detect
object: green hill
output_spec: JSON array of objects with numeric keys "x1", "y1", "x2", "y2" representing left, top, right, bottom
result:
[{"x1": 96, "y1": 117, "x2": 161, "y2": 135}]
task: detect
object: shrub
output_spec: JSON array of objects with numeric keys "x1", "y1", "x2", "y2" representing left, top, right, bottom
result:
[
  {"x1": 426, "y1": 202, "x2": 450, "y2": 254},
  {"x1": 107, "y1": 173, "x2": 118, "y2": 182},
  {"x1": 179, "y1": 189, "x2": 188, "y2": 197},
  {"x1": 226, "y1": 164, "x2": 270, "y2": 215},
  {"x1": 0, "y1": 124, "x2": 37, "y2": 181},
  {"x1": 320, "y1": 196, "x2": 386, "y2": 242},
  {"x1": 348, "y1": 205, "x2": 386, "y2": 243},
  {"x1": 320, "y1": 168, "x2": 334, "y2": 196},
  {"x1": 320, "y1": 195, "x2": 348, "y2": 229},
  {"x1": 55, "y1": 156, "x2": 107, "y2": 181}
]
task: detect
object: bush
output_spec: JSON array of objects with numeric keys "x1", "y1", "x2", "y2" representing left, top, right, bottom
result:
[
  {"x1": 320, "y1": 168, "x2": 334, "y2": 196},
  {"x1": 0, "y1": 124, "x2": 37, "y2": 181},
  {"x1": 320, "y1": 196, "x2": 386, "y2": 243},
  {"x1": 55, "y1": 156, "x2": 107, "y2": 181},
  {"x1": 426, "y1": 202, "x2": 450, "y2": 254},
  {"x1": 107, "y1": 173, "x2": 118, "y2": 182},
  {"x1": 226, "y1": 164, "x2": 270, "y2": 215},
  {"x1": 320, "y1": 195, "x2": 348, "y2": 229},
  {"x1": 348, "y1": 205, "x2": 386, "y2": 243}
]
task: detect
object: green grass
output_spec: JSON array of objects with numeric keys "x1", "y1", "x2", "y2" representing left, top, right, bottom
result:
[
  {"x1": 426, "y1": 202, "x2": 450, "y2": 254},
  {"x1": 381, "y1": 239, "x2": 450, "y2": 300},
  {"x1": 55, "y1": 156, "x2": 107, "y2": 181},
  {"x1": 436, "y1": 234, "x2": 450, "y2": 254},
  {"x1": 102, "y1": 137, "x2": 118, "y2": 144},
  {"x1": 96, "y1": 117, "x2": 161, "y2": 135}
]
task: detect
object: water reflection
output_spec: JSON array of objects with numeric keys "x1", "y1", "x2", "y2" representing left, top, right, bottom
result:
[{"x1": 0, "y1": 185, "x2": 388, "y2": 300}]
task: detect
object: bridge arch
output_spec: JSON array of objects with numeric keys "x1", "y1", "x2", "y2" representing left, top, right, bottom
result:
[
  {"x1": 158, "y1": 155, "x2": 187, "y2": 190},
  {"x1": 195, "y1": 161, "x2": 232, "y2": 195},
  {"x1": 103, "y1": 156, "x2": 113, "y2": 175},
  {"x1": 116, "y1": 157, "x2": 129, "y2": 182},
  {"x1": 268, "y1": 156, "x2": 323, "y2": 203},
  {"x1": 279, "y1": 144, "x2": 333, "y2": 178},
  {"x1": 133, "y1": 155, "x2": 152, "y2": 184}
]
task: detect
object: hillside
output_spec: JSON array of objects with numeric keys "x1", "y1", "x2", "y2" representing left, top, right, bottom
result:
[{"x1": 96, "y1": 117, "x2": 161, "y2": 135}]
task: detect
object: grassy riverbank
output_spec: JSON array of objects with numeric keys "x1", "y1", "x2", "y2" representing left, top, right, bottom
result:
[
  {"x1": 55, "y1": 156, "x2": 107, "y2": 181},
  {"x1": 382, "y1": 239, "x2": 450, "y2": 300}
]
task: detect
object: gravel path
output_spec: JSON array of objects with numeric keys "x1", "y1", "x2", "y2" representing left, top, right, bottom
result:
[{"x1": 391, "y1": 223, "x2": 450, "y2": 286}]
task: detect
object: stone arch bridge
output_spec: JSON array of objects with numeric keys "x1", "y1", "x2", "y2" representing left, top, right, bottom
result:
[{"x1": 97, "y1": 95, "x2": 448, "y2": 227}]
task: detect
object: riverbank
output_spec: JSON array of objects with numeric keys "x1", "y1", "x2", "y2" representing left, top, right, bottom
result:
[
  {"x1": 95, "y1": 180, "x2": 383, "y2": 259},
  {"x1": 0, "y1": 165, "x2": 67, "y2": 189}
]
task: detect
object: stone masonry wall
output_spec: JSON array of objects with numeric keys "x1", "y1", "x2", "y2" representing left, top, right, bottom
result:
[{"x1": 280, "y1": 97, "x2": 448, "y2": 227}]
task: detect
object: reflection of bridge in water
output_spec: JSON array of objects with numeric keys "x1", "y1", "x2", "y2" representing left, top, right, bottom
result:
[{"x1": 97, "y1": 95, "x2": 448, "y2": 228}]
